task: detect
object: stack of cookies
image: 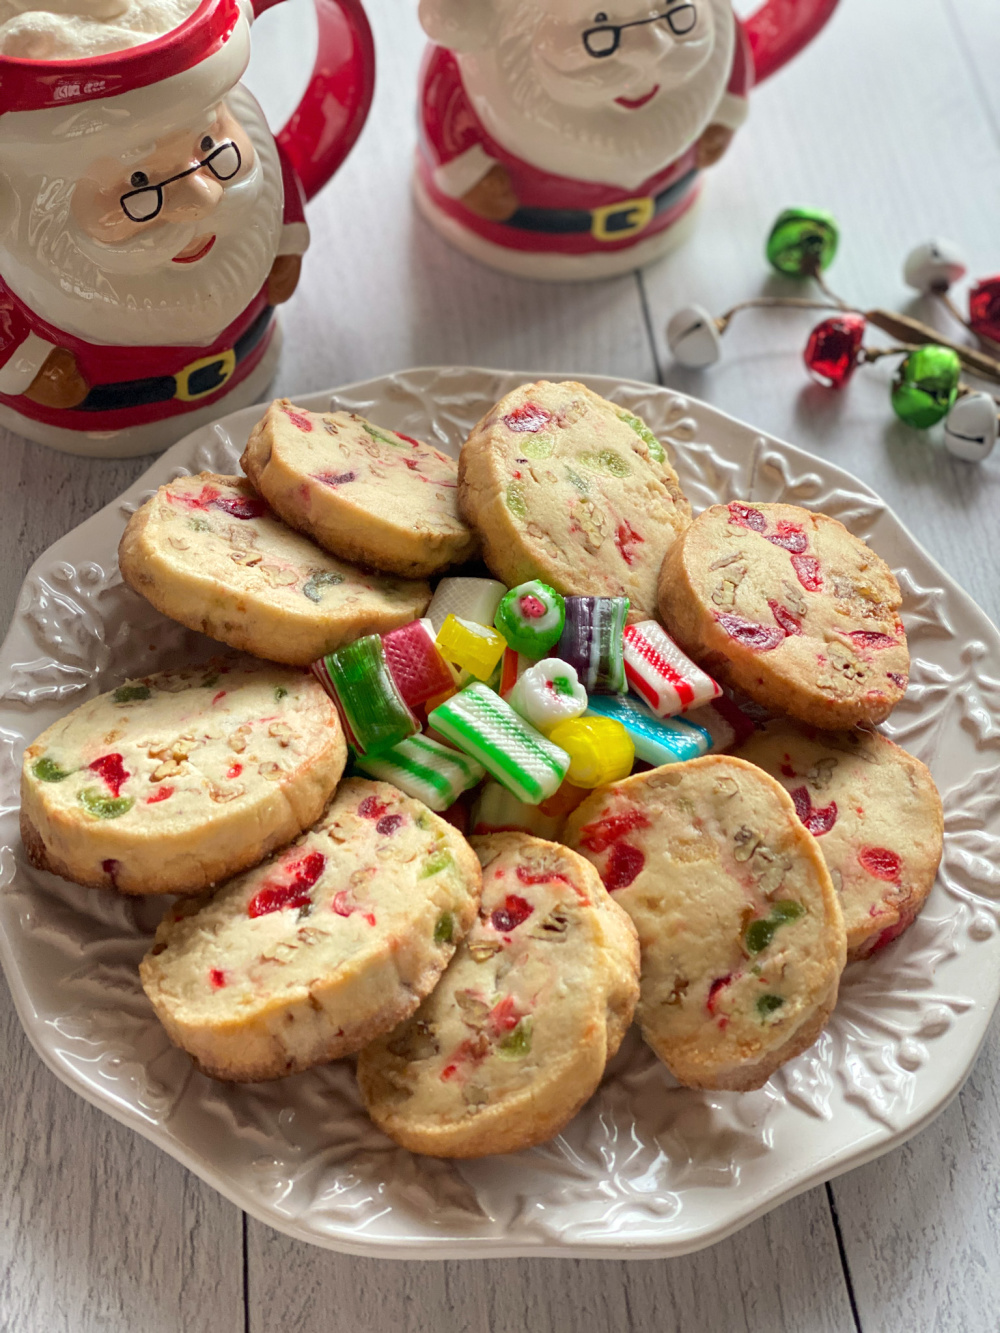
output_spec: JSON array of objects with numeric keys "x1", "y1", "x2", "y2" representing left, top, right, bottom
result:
[{"x1": 19, "y1": 380, "x2": 942, "y2": 1158}]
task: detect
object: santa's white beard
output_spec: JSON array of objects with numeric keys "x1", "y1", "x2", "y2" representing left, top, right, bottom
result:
[
  {"x1": 459, "y1": 0, "x2": 735, "y2": 190},
  {"x1": 1, "y1": 89, "x2": 282, "y2": 348}
]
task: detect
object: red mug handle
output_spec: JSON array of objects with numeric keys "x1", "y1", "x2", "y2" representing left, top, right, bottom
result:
[
  {"x1": 743, "y1": 0, "x2": 839, "y2": 85},
  {"x1": 251, "y1": 0, "x2": 375, "y2": 201}
]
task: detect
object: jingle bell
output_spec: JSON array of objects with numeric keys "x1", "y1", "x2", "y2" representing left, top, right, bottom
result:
[
  {"x1": 902, "y1": 240, "x2": 967, "y2": 295},
  {"x1": 891, "y1": 346, "x2": 961, "y2": 429},
  {"x1": 803, "y1": 314, "x2": 866, "y2": 388},
  {"x1": 943, "y1": 392, "x2": 998, "y2": 462},
  {"x1": 766, "y1": 207, "x2": 839, "y2": 278},
  {"x1": 666, "y1": 306, "x2": 723, "y2": 368}
]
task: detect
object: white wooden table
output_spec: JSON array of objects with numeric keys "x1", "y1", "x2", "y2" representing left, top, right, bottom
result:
[{"x1": 2, "y1": 0, "x2": 999, "y2": 1327}]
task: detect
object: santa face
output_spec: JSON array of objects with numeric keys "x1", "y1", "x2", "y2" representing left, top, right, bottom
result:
[
  {"x1": 71, "y1": 104, "x2": 256, "y2": 259},
  {"x1": 457, "y1": 0, "x2": 734, "y2": 189},
  {"x1": 0, "y1": 86, "x2": 282, "y2": 347},
  {"x1": 534, "y1": 1, "x2": 715, "y2": 107}
]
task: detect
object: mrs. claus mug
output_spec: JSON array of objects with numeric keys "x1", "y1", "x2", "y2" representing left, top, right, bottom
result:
[
  {"x1": 0, "y1": 0, "x2": 373, "y2": 457},
  {"x1": 415, "y1": 0, "x2": 838, "y2": 279}
]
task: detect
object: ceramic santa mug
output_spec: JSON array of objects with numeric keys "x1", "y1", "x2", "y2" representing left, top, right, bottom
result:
[
  {"x1": 0, "y1": 0, "x2": 373, "y2": 457},
  {"x1": 416, "y1": 0, "x2": 837, "y2": 280}
]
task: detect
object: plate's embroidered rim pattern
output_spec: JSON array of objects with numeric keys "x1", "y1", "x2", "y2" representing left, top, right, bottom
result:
[{"x1": 0, "y1": 368, "x2": 997, "y2": 1259}]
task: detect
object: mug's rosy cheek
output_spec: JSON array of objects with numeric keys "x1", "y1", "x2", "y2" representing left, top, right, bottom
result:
[{"x1": 71, "y1": 180, "x2": 147, "y2": 243}]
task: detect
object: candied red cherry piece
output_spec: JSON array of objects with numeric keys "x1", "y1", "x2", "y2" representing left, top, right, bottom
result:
[
  {"x1": 603, "y1": 842, "x2": 644, "y2": 891},
  {"x1": 213, "y1": 494, "x2": 268, "y2": 520},
  {"x1": 89, "y1": 753, "x2": 129, "y2": 797},
  {"x1": 504, "y1": 403, "x2": 552, "y2": 433},
  {"x1": 803, "y1": 314, "x2": 866, "y2": 388},
  {"x1": 490, "y1": 894, "x2": 534, "y2": 932}
]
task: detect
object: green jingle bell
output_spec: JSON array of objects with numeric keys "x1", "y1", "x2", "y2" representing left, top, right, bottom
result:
[
  {"x1": 766, "y1": 207, "x2": 839, "y2": 277},
  {"x1": 890, "y1": 345, "x2": 961, "y2": 429}
]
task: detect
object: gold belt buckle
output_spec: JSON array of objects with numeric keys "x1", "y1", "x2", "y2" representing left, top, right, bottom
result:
[
  {"x1": 590, "y1": 196, "x2": 655, "y2": 242},
  {"x1": 174, "y1": 348, "x2": 237, "y2": 402}
]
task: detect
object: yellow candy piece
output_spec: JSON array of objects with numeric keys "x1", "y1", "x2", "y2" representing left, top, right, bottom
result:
[
  {"x1": 546, "y1": 717, "x2": 635, "y2": 789},
  {"x1": 435, "y1": 614, "x2": 507, "y2": 682}
]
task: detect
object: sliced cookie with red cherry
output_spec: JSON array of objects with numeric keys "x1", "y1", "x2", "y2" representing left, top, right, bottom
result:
[
  {"x1": 20, "y1": 656, "x2": 346, "y2": 897},
  {"x1": 119, "y1": 472, "x2": 430, "y2": 666},
  {"x1": 564, "y1": 756, "x2": 846, "y2": 1092},
  {"x1": 356, "y1": 832, "x2": 639, "y2": 1157},
  {"x1": 140, "y1": 779, "x2": 482, "y2": 1081},
  {"x1": 657, "y1": 501, "x2": 908, "y2": 729},
  {"x1": 459, "y1": 380, "x2": 691, "y2": 621},
  {"x1": 242, "y1": 401, "x2": 479, "y2": 578},
  {"x1": 735, "y1": 720, "x2": 942, "y2": 959}
]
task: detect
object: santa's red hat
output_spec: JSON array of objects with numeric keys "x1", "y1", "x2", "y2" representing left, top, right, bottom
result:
[{"x1": 0, "y1": 0, "x2": 251, "y2": 153}]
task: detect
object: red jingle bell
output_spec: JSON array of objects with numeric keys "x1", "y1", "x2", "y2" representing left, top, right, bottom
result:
[
  {"x1": 803, "y1": 314, "x2": 866, "y2": 388},
  {"x1": 969, "y1": 276, "x2": 1000, "y2": 344}
]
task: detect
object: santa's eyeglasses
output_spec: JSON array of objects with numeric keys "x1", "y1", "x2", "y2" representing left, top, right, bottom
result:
[
  {"x1": 118, "y1": 140, "x2": 242, "y2": 223},
  {"x1": 582, "y1": 5, "x2": 698, "y2": 58}
]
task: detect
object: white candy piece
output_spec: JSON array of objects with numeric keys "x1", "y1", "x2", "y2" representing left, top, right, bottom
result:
[
  {"x1": 902, "y1": 239, "x2": 967, "y2": 295},
  {"x1": 426, "y1": 577, "x2": 507, "y2": 633},
  {"x1": 666, "y1": 305, "x2": 722, "y2": 368},
  {"x1": 506, "y1": 659, "x2": 588, "y2": 732},
  {"x1": 944, "y1": 392, "x2": 998, "y2": 462}
]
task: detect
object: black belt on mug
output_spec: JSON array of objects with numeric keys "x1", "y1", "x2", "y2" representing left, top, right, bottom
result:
[
  {"x1": 78, "y1": 304, "x2": 274, "y2": 413},
  {"x1": 501, "y1": 168, "x2": 699, "y2": 242}
]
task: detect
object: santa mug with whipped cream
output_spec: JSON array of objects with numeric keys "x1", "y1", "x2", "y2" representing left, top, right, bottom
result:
[
  {"x1": 0, "y1": 0, "x2": 373, "y2": 456},
  {"x1": 416, "y1": 0, "x2": 838, "y2": 280}
]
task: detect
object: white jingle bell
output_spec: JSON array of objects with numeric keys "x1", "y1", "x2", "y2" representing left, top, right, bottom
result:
[
  {"x1": 943, "y1": 392, "x2": 998, "y2": 462},
  {"x1": 666, "y1": 305, "x2": 722, "y2": 369},
  {"x1": 903, "y1": 239, "x2": 967, "y2": 295}
]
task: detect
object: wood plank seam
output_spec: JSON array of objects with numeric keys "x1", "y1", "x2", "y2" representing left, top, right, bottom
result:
[{"x1": 939, "y1": 0, "x2": 1000, "y2": 146}]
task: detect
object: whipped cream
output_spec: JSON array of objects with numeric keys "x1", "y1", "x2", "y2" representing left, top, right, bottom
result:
[{"x1": 0, "y1": 0, "x2": 200, "y2": 59}]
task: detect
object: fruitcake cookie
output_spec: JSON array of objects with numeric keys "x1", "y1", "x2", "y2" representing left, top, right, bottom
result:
[
  {"x1": 564, "y1": 757, "x2": 846, "y2": 1091},
  {"x1": 20, "y1": 659, "x2": 346, "y2": 896},
  {"x1": 140, "y1": 779, "x2": 482, "y2": 1081},
  {"x1": 119, "y1": 473, "x2": 430, "y2": 666},
  {"x1": 241, "y1": 401, "x2": 479, "y2": 578},
  {"x1": 657, "y1": 501, "x2": 908, "y2": 728},
  {"x1": 735, "y1": 721, "x2": 942, "y2": 959},
  {"x1": 459, "y1": 381, "x2": 690, "y2": 621},
  {"x1": 356, "y1": 833, "x2": 640, "y2": 1157}
]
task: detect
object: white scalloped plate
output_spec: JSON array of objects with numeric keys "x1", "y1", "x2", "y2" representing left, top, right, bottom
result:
[{"x1": 2, "y1": 368, "x2": 999, "y2": 1260}]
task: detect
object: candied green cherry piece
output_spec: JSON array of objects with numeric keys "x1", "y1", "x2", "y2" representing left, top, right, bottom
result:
[
  {"x1": 579, "y1": 450, "x2": 630, "y2": 478},
  {"x1": 79, "y1": 788, "x2": 133, "y2": 819},
  {"x1": 757, "y1": 994, "x2": 785, "y2": 1017},
  {"x1": 506, "y1": 483, "x2": 528, "y2": 519},
  {"x1": 303, "y1": 571, "x2": 345, "y2": 603},
  {"x1": 744, "y1": 918, "x2": 775, "y2": 955},
  {"x1": 745, "y1": 900, "x2": 805, "y2": 954},
  {"x1": 434, "y1": 912, "x2": 454, "y2": 944},
  {"x1": 891, "y1": 345, "x2": 961, "y2": 429},
  {"x1": 770, "y1": 900, "x2": 805, "y2": 924},
  {"x1": 420, "y1": 847, "x2": 453, "y2": 879},
  {"x1": 497, "y1": 1017, "x2": 533, "y2": 1058},
  {"x1": 112, "y1": 684, "x2": 151, "y2": 704},
  {"x1": 32, "y1": 756, "x2": 70, "y2": 783},
  {"x1": 520, "y1": 434, "x2": 554, "y2": 460},
  {"x1": 766, "y1": 207, "x2": 839, "y2": 277},
  {"x1": 201, "y1": 672, "x2": 220, "y2": 688},
  {"x1": 617, "y1": 411, "x2": 665, "y2": 462},
  {"x1": 274, "y1": 685, "x2": 288, "y2": 701}
]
